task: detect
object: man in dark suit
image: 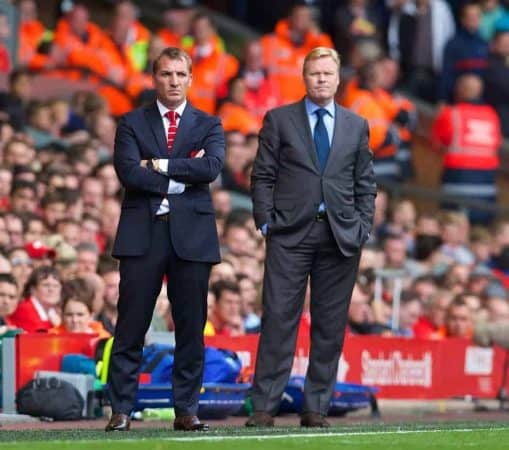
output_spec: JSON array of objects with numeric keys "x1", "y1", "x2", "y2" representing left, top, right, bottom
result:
[
  {"x1": 105, "y1": 47, "x2": 224, "y2": 432},
  {"x1": 247, "y1": 47, "x2": 376, "y2": 428}
]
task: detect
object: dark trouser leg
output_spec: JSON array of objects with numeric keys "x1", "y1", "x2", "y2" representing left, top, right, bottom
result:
[
  {"x1": 108, "y1": 220, "x2": 169, "y2": 414},
  {"x1": 303, "y1": 222, "x2": 361, "y2": 415},
  {"x1": 250, "y1": 236, "x2": 314, "y2": 414},
  {"x1": 166, "y1": 222, "x2": 211, "y2": 417}
]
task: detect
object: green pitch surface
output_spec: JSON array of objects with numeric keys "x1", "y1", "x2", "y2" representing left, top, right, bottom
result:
[{"x1": 1, "y1": 423, "x2": 508, "y2": 450}]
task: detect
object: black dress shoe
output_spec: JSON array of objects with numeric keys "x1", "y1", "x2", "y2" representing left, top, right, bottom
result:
[
  {"x1": 300, "y1": 411, "x2": 330, "y2": 428},
  {"x1": 105, "y1": 413, "x2": 131, "y2": 432},
  {"x1": 245, "y1": 411, "x2": 274, "y2": 427},
  {"x1": 173, "y1": 415, "x2": 209, "y2": 431}
]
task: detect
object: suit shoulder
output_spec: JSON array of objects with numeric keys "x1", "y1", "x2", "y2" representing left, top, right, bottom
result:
[
  {"x1": 267, "y1": 101, "x2": 301, "y2": 118},
  {"x1": 338, "y1": 106, "x2": 367, "y2": 128},
  {"x1": 190, "y1": 106, "x2": 221, "y2": 124},
  {"x1": 121, "y1": 105, "x2": 146, "y2": 122}
]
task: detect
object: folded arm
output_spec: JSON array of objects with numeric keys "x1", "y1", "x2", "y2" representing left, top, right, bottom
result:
[{"x1": 113, "y1": 116, "x2": 170, "y2": 195}]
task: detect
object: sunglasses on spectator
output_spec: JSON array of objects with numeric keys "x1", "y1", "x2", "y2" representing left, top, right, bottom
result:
[{"x1": 10, "y1": 257, "x2": 32, "y2": 267}]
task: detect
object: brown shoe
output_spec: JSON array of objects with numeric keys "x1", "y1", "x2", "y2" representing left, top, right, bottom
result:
[
  {"x1": 245, "y1": 411, "x2": 274, "y2": 427},
  {"x1": 300, "y1": 411, "x2": 330, "y2": 428},
  {"x1": 173, "y1": 415, "x2": 209, "y2": 431},
  {"x1": 105, "y1": 413, "x2": 131, "y2": 432}
]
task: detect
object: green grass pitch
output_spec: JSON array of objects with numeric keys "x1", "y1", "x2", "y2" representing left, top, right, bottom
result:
[{"x1": 0, "y1": 422, "x2": 508, "y2": 450}]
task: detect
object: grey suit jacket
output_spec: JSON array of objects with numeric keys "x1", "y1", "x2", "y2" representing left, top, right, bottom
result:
[{"x1": 251, "y1": 99, "x2": 376, "y2": 257}]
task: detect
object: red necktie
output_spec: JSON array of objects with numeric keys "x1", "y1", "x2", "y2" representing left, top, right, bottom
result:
[{"x1": 165, "y1": 110, "x2": 178, "y2": 154}]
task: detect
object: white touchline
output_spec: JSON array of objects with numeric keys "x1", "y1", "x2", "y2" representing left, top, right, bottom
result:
[{"x1": 7, "y1": 427, "x2": 506, "y2": 446}]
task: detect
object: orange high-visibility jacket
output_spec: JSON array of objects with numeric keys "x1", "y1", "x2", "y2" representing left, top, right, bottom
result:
[
  {"x1": 260, "y1": 19, "x2": 333, "y2": 104},
  {"x1": 217, "y1": 101, "x2": 261, "y2": 135},
  {"x1": 187, "y1": 40, "x2": 239, "y2": 114}
]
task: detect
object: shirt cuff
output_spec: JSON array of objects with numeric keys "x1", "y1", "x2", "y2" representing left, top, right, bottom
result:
[
  {"x1": 159, "y1": 159, "x2": 168, "y2": 174},
  {"x1": 261, "y1": 223, "x2": 268, "y2": 236},
  {"x1": 168, "y1": 179, "x2": 185, "y2": 194}
]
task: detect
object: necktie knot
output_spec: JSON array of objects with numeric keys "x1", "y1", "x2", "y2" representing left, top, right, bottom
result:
[
  {"x1": 315, "y1": 108, "x2": 328, "y2": 120},
  {"x1": 165, "y1": 110, "x2": 178, "y2": 125}
]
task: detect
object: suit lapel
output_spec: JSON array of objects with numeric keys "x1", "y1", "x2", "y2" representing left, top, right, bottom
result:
[
  {"x1": 324, "y1": 104, "x2": 350, "y2": 174},
  {"x1": 144, "y1": 102, "x2": 168, "y2": 158},
  {"x1": 171, "y1": 103, "x2": 197, "y2": 158},
  {"x1": 289, "y1": 100, "x2": 320, "y2": 172}
]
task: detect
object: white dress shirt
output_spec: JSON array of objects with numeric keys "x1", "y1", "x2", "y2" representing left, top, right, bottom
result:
[{"x1": 155, "y1": 99, "x2": 187, "y2": 215}]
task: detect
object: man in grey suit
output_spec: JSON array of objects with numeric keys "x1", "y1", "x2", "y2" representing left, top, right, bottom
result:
[{"x1": 247, "y1": 47, "x2": 376, "y2": 428}]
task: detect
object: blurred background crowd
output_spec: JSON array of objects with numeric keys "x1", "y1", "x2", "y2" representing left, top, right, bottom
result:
[{"x1": 0, "y1": 0, "x2": 507, "y2": 344}]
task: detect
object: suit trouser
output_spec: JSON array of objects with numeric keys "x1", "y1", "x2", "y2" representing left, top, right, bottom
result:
[
  {"x1": 108, "y1": 216, "x2": 211, "y2": 416},
  {"x1": 251, "y1": 219, "x2": 361, "y2": 415}
]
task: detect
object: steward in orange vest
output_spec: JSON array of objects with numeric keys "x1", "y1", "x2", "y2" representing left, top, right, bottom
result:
[
  {"x1": 260, "y1": 4, "x2": 333, "y2": 104},
  {"x1": 432, "y1": 74, "x2": 502, "y2": 224}
]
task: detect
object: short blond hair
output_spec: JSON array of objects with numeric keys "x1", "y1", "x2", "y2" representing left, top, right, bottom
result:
[{"x1": 303, "y1": 47, "x2": 341, "y2": 74}]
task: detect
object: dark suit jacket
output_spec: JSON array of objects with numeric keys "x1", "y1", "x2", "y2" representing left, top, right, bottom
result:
[
  {"x1": 251, "y1": 100, "x2": 376, "y2": 257},
  {"x1": 112, "y1": 101, "x2": 225, "y2": 263}
]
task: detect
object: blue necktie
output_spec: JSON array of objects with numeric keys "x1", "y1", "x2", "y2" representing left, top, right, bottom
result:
[{"x1": 314, "y1": 108, "x2": 330, "y2": 173}]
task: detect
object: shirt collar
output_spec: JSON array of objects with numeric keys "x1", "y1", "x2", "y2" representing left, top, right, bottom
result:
[
  {"x1": 157, "y1": 99, "x2": 187, "y2": 119},
  {"x1": 305, "y1": 97, "x2": 335, "y2": 118}
]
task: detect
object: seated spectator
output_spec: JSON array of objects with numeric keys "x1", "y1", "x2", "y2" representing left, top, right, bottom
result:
[
  {"x1": 413, "y1": 289, "x2": 454, "y2": 339},
  {"x1": 75, "y1": 241, "x2": 99, "y2": 276},
  {"x1": 469, "y1": 226, "x2": 493, "y2": 264},
  {"x1": 8, "y1": 265, "x2": 62, "y2": 332},
  {"x1": 7, "y1": 247, "x2": 32, "y2": 295},
  {"x1": 238, "y1": 40, "x2": 282, "y2": 123},
  {"x1": 0, "y1": 70, "x2": 32, "y2": 130},
  {"x1": 348, "y1": 282, "x2": 390, "y2": 335},
  {"x1": 210, "y1": 280, "x2": 244, "y2": 336},
  {"x1": 217, "y1": 77, "x2": 260, "y2": 135},
  {"x1": 22, "y1": 212, "x2": 46, "y2": 242},
  {"x1": 97, "y1": 259, "x2": 120, "y2": 335},
  {"x1": 411, "y1": 274, "x2": 439, "y2": 301},
  {"x1": 443, "y1": 263, "x2": 471, "y2": 295},
  {"x1": 3, "y1": 138, "x2": 36, "y2": 170},
  {"x1": 0, "y1": 273, "x2": 20, "y2": 333},
  {"x1": 50, "y1": 278, "x2": 109, "y2": 338},
  {"x1": 383, "y1": 233, "x2": 424, "y2": 278},
  {"x1": 484, "y1": 295, "x2": 509, "y2": 323},
  {"x1": 438, "y1": 212, "x2": 475, "y2": 265},
  {"x1": 438, "y1": 296, "x2": 474, "y2": 338},
  {"x1": 389, "y1": 290, "x2": 422, "y2": 337},
  {"x1": 236, "y1": 274, "x2": 261, "y2": 333}
]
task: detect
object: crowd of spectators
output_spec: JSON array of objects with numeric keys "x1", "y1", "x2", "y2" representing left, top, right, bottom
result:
[{"x1": 0, "y1": 0, "x2": 507, "y2": 345}]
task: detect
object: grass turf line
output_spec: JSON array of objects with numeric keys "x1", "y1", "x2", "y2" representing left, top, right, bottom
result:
[{"x1": 0, "y1": 429, "x2": 509, "y2": 450}]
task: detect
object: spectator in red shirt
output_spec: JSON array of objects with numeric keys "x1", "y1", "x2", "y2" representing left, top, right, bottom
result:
[{"x1": 8, "y1": 265, "x2": 62, "y2": 332}]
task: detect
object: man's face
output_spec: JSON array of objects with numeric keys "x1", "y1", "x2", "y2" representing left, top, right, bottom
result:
[
  {"x1": 0, "y1": 281, "x2": 18, "y2": 317},
  {"x1": 304, "y1": 56, "x2": 340, "y2": 106},
  {"x1": 153, "y1": 56, "x2": 192, "y2": 109},
  {"x1": 216, "y1": 290, "x2": 241, "y2": 325},
  {"x1": 102, "y1": 271, "x2": 120, "y2": 307},
  {"x1": 11, "y1": 188, "x2": 36, "y2": 213},
  {"x1": 461, "y1": 5, "x2": 481, "y2": 33},
  {"x1": 446, "y1": 305, "x2": 472, "y2": 337}
]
